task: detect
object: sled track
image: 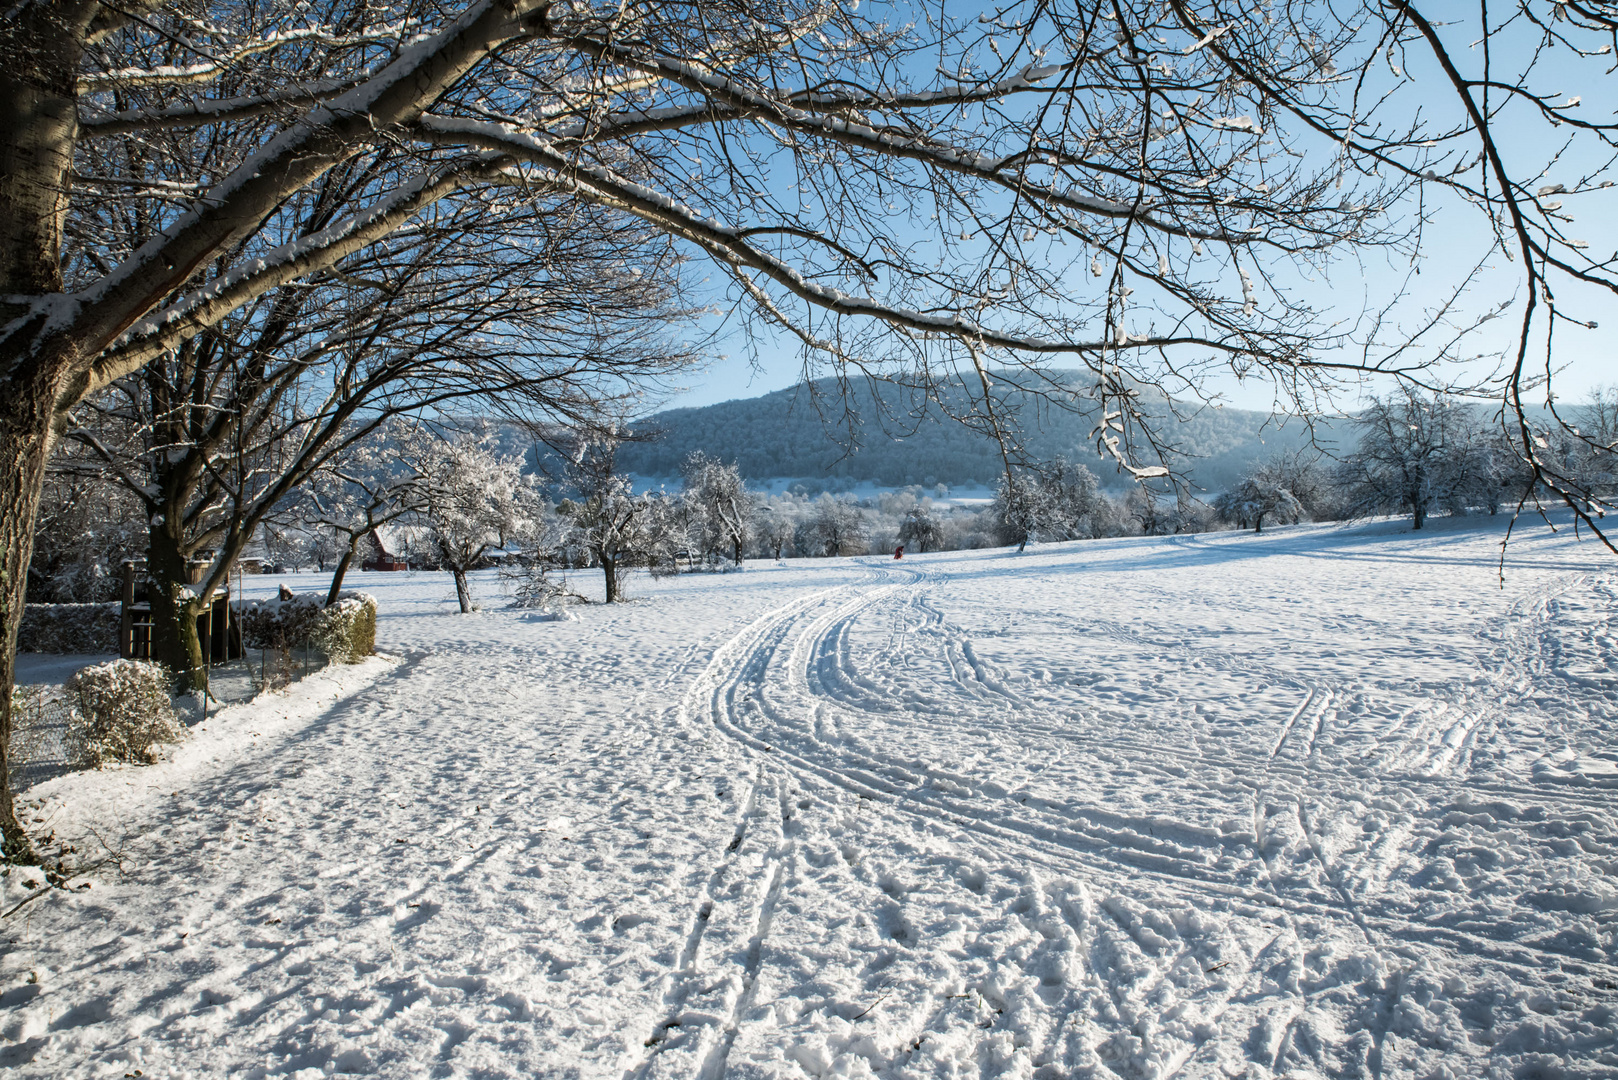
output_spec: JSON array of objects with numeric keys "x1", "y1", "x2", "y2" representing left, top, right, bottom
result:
[{"x1": 678, "y1": 564, "x2": 1618, "y2": 993}]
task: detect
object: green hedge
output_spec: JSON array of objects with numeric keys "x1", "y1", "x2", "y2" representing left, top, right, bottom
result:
[{"x1": 234, "y1": 591, "x2": 377, "y2": 664}]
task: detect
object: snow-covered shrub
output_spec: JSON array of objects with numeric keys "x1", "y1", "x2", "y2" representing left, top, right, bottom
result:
[
  {"x1": 235, "y1": 591, "x2": 377, "y2": 663},
  {"x1": 64, "y1": 659, "x2": 184, "y2": 767},
  {"x1": 318, "y1": 593, "x2": 377, "y2": 663},
  {"x1": 236, "y1": 592, "x2": 325, "y2": 651},
  {"x1": 17, "y1": 603, "x2": 121, "y2": 654},
  {"x1": 501, "y1": 560, "x2": 576, "y2": 609}
]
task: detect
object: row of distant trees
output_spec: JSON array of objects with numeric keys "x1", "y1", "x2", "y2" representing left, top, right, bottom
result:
[{"x1": 31, "y1": 386, "x2": 1618, "y2": 624}]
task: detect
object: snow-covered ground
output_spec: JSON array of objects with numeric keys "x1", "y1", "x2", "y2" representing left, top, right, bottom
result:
[{"x1": 4, "y1": 516, "x2": 1618, "y2": 1079}]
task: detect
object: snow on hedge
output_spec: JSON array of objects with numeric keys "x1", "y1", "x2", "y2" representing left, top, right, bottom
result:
[
  {"x1": 233, "y1": 590, "x2": 376, "y2": 662},
  {"x1": 63, "y1": 659, "x2": 184, "y2": 768}
]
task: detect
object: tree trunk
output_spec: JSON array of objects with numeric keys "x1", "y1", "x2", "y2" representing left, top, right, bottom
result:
[
  {"x1": 733, "y1": 537, "x2": 743, "y2": 566},
  {"x1": 1413, "y1": 504, "x2": 1426, "y2": 530},
  {"x1": 601, "y1": 555, "x2": 618, "y2": 603},
  {"x1": 146, "y1": 521, "x2": 207, "y2": 692},
  {"x1": 0, "y1": 0, "x2": 99, "y2": 862},
  {"x1": 0, "y1": 1, "x2": 89, "y2": 311},
  {"x1": 0, "y1": 362, "x2": 60, "y2": 862},
  {"x1": 452, "y1": 568, "x2": 473, "y2": 613},
  {"x1": 327, "y1": 542, "x2": 358, "y2": 606}
]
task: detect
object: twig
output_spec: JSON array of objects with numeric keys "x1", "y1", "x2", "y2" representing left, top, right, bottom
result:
[{"x1": 1, "y1": 886, "x2": 53, "y2": 920}]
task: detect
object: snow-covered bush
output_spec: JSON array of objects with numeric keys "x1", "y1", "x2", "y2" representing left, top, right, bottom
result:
[
  {"x1": 236, "y1": 592, "x2": 324, "y2": 650},
  {"x1": 494, "y1": 513, "x2": 579, "y2": 609},
  {"x1": 17, "y1": 603, "x2": 121, "y2": 653},
  {"x1": 235, "y1": 591, "x2": 376, "y2": 663},
  {"x1": 318, "y1": 593, "x2": 377, "y2": 663},
  {"x1": 64, "y1": 660, "x2": 184, "y2": 768}
]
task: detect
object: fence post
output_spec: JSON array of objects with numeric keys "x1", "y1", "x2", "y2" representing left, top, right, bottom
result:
[{"x1": 119, "y1": 560, "x2": 135, "y2": 659}]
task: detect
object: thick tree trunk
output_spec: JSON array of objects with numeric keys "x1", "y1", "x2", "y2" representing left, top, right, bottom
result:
[
  {"x1": 0, "y1": 0, "x2": 97, "y2": 863},
  {"x1": 733, "y1": 537, "x2": 743, "y2": 566},
  {"x1": 146, "y1": 521, "x2": 206, "y2": 692},
  {"x1": 452, "y1": 569, "x2": 473, "y2": 613},
  {"x1": 0, "y1": 0, "x2": 90, "y2": 310},
  {"x1": 0, "y1": 361, "x2": 62, "y2": 861},
  {"x1": 601, "y1": 556, "x2": 619, "y2": 603},
  {"x1": 327, "y1": 544, "x2": 358, "y2": 606}
]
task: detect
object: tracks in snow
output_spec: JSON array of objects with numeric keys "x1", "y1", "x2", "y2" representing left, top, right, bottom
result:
[{"x1": 642, "y1": 558, "x2": 1618, "y2": 1077}]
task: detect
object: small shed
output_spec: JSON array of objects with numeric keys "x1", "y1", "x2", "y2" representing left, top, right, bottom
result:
[
  {"x1": 361, "y1": 529, "x2": 409, "y2": 572},
  {"x1": 119, "y1": 558, "x2": 245, "y2": 663}
]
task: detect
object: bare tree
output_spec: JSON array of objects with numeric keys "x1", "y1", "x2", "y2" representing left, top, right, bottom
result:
[
  {"x1": 995, "y1": 459, "x2": 1118, "y2": 549},
  {"x1": 1126, "y1": 486, "x2": 1214, "y2": 537},
  {"x1": 403, "y1": 429, "x2": 537, "y2": 614},
  {"x1": 0, "y1": 0, "x2": 1612, "y2": 856},
  {"x1": 1214, "y1": 478, "x2": 1304, "y2": 535},
  {"x1": 1339, "y1": 391, "x2": 1496, "y2": 530},
  {"x1": 1573, "y1": 387, "x2": 1618, "y2": 505},
  {"x1": 899, "y1": 506, "x2": 944, "y2": 554},
  {"x1": 26, "y1": 442, "x2": 146, "y2": 603},
  {"x1": 301, "y1": 428, "x2": 427, "y2": 605},
  {"x1": 680, "y1": 452, "x2": 754, "y2": 567},
  {"x1": 1216, "y1": 450, "x2": 1337, "y2": 533},
  {"x1": 556, "y1": 433, "x2": 673, "y2": 602},
  {"x1": 753, "y1": 501, "x2": 799, "y2": 561},
  {"x1": 60, "y1": 186, "x2": 692, "y2": 690},
  {"x1": 803, "y1": 497, "x2": 868, "y2": 558}
]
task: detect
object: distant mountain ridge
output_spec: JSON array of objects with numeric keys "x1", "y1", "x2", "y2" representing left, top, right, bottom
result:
[{"x1": 616, "y1": 372, "x2": 1347, "y2": 492}]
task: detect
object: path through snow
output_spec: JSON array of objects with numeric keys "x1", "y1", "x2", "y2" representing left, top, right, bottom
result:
[{"x1": 4, "y1": 517, "x2": 1617, "y2": 1079}]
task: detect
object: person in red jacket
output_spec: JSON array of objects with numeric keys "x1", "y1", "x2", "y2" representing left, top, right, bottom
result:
[{"x1": 894, "y1": 544, "x2": 905, "y2": 559}]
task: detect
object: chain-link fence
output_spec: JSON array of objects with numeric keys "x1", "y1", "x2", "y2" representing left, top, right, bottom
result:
[
  {"x1": 8, "y1": 638, "x2": 330, "y2": 793},
  {"x1": 9, "y1": 686, "x2": 73, "y2": 791}
]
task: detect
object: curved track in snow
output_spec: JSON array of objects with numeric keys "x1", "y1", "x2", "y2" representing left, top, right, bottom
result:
[{"x1": 664, "y1": 540, "x2": 1618, "y2": 1078}]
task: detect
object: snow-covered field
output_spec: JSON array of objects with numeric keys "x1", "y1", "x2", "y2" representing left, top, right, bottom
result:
[{"x1": 5, "y1": 516, "x2": 1618, "y2": 1079}]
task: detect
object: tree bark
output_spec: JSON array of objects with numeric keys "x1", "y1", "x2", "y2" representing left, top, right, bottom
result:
[
  {"x1": 0, "y1": 0, "x2": 99, "y2": 863},
  {"x1": 601, "y1": 555, "x2": 618, "y2": 603},
  {"x1": 0, "y1": 359, "x2": 65, "y2": 860},
  {"x1": 327, "y1": 543, "x2": 359, "y2": 606},
  {"x1": 453, "y1": 568, "x2": 473, "y2": 613},
  {"x1": 0, "y1": 0, "x2": 91, "y2": 311},
  {"x1": 146, "y1": 519, "x2": 207, "y2": 692}
]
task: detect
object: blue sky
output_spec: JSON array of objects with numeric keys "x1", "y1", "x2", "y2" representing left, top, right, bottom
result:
[{"x1": 648, "y1": 1, "x2": 1616, "y2": 420}]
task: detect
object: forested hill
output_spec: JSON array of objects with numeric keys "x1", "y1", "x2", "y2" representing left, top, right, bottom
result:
[{"x1": 616, "y1": 373, "x2": 1346, "y2": 491}]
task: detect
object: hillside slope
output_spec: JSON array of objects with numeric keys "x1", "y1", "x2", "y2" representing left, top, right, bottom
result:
[{"x1": 619, "y1": 373, "x2": 1345, "y2": 490}]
